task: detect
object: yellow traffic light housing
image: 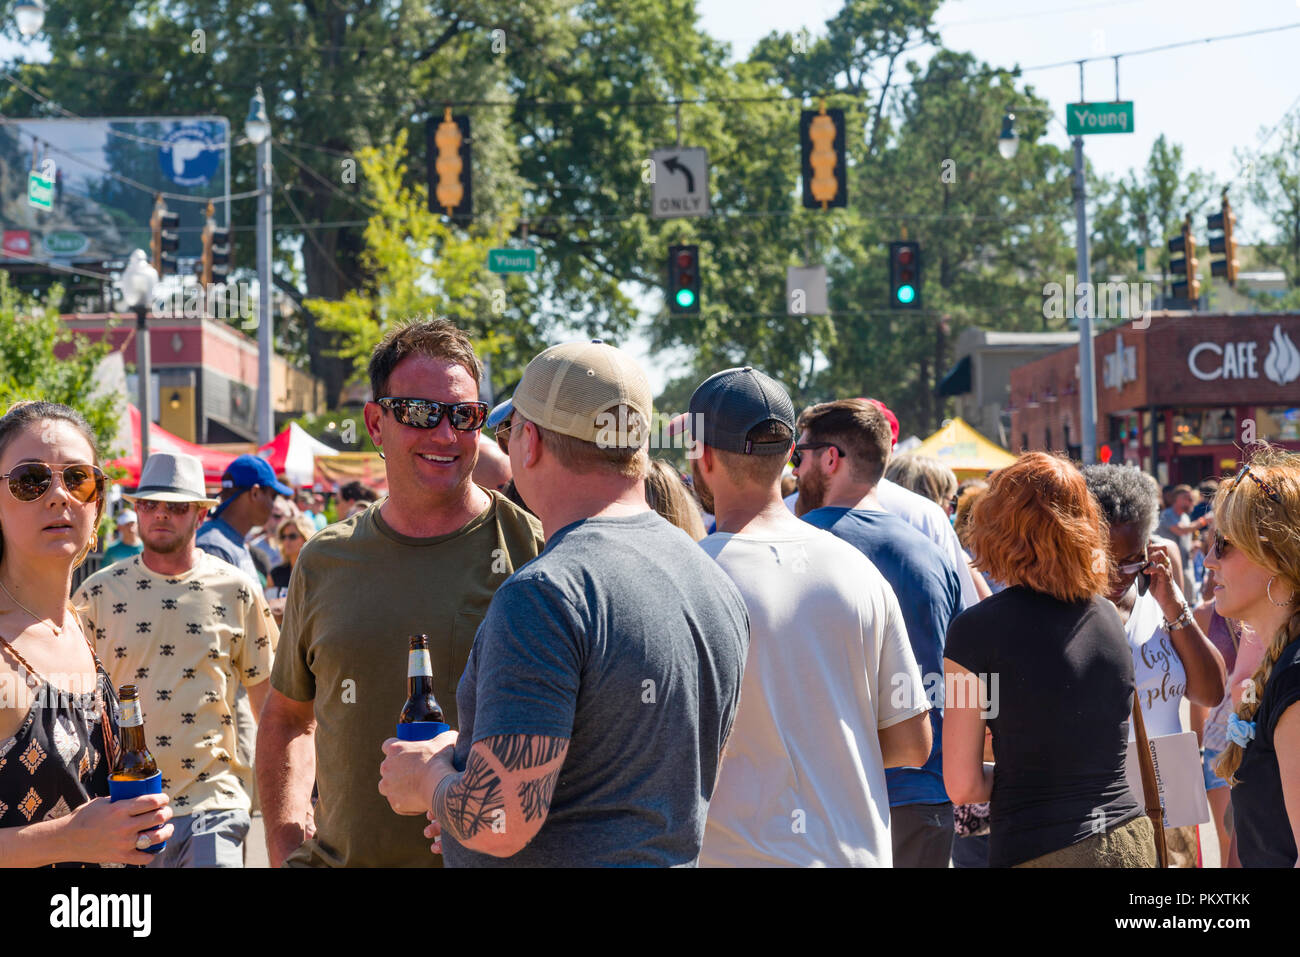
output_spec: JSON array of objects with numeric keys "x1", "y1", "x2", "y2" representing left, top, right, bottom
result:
[
  {"x1": 427, "y1": 107, "x2": 472, "y2": 223},
  {"x1": 1167, "y1": 214, "x2": 1199, "y2": 306},
  {"x1": 1208, "y1": 193, "x2": 1238, "y2": 287},
  {"x1": 800, "y1": 105, "x2": 846, "y2": 210}
]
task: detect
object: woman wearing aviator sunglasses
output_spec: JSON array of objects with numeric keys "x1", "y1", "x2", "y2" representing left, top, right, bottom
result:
[
  {"x1": 0, "y1": 401, "x2": 173, "y2": 866},
  {"x1": 1205, "y1": 450, "x2": 1300, "y2": 867}
]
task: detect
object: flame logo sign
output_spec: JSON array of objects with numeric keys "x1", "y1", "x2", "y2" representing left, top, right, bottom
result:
[{"x1": 1264, "y1": 325, "x2": 1300, "y2": 386}]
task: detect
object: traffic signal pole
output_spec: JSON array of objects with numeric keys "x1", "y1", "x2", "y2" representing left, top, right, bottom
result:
[{"x1": 1073, "y1": 64, "x2": 1098, "y2": 466}]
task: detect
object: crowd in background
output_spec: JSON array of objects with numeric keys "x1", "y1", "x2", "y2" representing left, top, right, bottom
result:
[{"x1": 2, "y1": 317, "x2": 1298, "y2": 869}]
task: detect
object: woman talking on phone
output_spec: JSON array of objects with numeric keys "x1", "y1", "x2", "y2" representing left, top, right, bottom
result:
[
  {"x1": 0, "y1": 401, "x2": 173, "y2": 866},
  {"x1": 1084, "y1": 465, "x2": 1226, "y2": 865}
]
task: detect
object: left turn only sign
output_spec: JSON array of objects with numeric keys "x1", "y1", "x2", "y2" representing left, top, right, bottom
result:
[{"x1": 650, "y1": 147, "x2": 710, "y2": 219}]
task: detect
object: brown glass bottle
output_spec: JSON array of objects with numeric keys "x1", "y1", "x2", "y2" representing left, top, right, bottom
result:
[
  {"x1": 111, "y1": 684, "x2": 159, "y2": 780},
  {"x1": 399, "y1": 635, "x2": 445, "y2": 724}
]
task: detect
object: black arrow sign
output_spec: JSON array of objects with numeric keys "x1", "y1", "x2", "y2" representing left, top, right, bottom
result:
[{"x1": 663, "y1": 155, "x2": 695, "y2": 194}]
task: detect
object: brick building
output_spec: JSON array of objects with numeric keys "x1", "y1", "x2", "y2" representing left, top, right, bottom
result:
[{"x1": 1008, "y1": 312, "x2": 1300, "y2": 484}]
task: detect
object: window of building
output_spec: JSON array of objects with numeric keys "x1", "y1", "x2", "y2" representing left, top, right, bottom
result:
[{"x1": 1253, "y1": 407, "x2": 1300, "y2": 442}]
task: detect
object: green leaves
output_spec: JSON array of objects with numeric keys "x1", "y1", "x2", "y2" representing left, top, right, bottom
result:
[{"x1": 0, "y1": 274, "x2": 123, "y2": 459}]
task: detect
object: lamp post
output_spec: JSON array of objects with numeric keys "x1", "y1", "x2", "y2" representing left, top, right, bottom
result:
[
  {"x1": 121, "y1": 249, "x2": 159, "y2": 470},
  {"x1": 13, "y1": 0, "x2": 45, "y2": 37},
  {"x1": 245, "y1": 86, "x2": 274, "y2": 444},
  {"x1": 998, "y1": 97, "x2": 1097, "y2": 466}
]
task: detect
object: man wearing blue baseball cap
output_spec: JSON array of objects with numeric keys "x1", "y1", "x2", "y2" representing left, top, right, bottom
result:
[{"x1": 197, "y1": 454, "x2": 294, "y2": 585}]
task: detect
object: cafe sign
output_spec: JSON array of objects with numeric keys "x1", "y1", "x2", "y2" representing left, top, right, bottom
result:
[{"x1": 1188, "y1": 324, "x2": 1300, "y2": 387}]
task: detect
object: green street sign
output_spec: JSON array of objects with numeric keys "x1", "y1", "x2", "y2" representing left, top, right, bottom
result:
[
  {"x1": 1066, "y1": 101, "x2": 1135, "y2": 136},
  {"x1": 27, "y1": 171, "x2": 53, "y2": 210},
  {"x1": 488, "y1": 248, "x2": 536, "y2": 273}
]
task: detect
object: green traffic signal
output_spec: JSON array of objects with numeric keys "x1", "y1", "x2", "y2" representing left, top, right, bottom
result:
[
  {"x1": 896, "y1": 284, "x2": 915, "y2": 304},
  {"x1": 675, "y1": 288, "x2": 696, "y2": 309}
]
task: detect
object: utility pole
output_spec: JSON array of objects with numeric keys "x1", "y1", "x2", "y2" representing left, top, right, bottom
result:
[{"x1": 1073, "y1": 62, "x2": 1098, "y2": 466}]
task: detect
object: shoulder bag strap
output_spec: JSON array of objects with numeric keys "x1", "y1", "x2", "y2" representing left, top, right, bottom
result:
[{"x1": 1131, "y1": 692, "x2": 1168, "y2": 868}]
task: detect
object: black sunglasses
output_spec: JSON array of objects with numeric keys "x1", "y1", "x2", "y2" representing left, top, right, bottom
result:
[
  {"x1": 1213, "y1": 531, "x2": 1233, "y2": 559},
  {"x1": 134, "y1": 499, "x2": 195, "y2": 516},
  {"x1": 1229, "y1": 464, "x2": 1282, "y2": 504},
  {"x1": 790, "y1": 442, "x2": 844, "y2": 469},
  {"x1": 1, "y1": 462, "x2": 104, "y2": 504},
  {"x1": 377, "y1": 397, "x2": 488, "y2": 432}
]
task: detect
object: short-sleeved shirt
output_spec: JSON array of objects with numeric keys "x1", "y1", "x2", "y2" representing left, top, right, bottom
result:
[
  {"x1": 196, "y1": 516, "x2": 260, "y2": 583},
  {"x1": 944, "y1": 586, "x2": 1143, "y2": 867},
  {"x1": 697, "y1": 524, "x2": 926, "y2": 867},
  {"x1": 1232, "y1": 638, "x2": 1300, "y2": 867},
  {"x1": 441, "y1": 511, "x2": 749, "y2": 868},
  {"x1": 801, "y1": 506, "x2": 961, "y2": 807},
  {"x1": 1158, "y1": 507, "x2": 1194, "y2": 569},
  {"x1": 272, "y1": 492, "x2": 545, "y2": 868},
  {"x1": 100, "y1": 540, "x2": 143, "y2": 567},
  {"x1": 75, "y1": 552, "x2": 277, "y2": 814}
]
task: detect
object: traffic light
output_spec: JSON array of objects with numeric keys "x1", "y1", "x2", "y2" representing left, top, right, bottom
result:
[
  {"x1": 667, "y1": 244, "x2": 700, "y2": 313},
  {"x1": 150, "y1": 196, "x2": 180, "y2": 276},
  {"x1": 888, "y1": 241, "x2": 921, "y2": 309},
  {"x1": 800, "y1": 106, "x2": 846, "y2": 210},
  {"x1": 1167, "y1": 215, "x2": 1200, "y2": 305},
  {"x1": 1207, "y1": 193, "x2": 1238, "y2": 287},
  {"x1": 426, "y1": 108, "x2": 472, "y2": 224},
  {"x1": 200, "y1": 201, "x2": 232, "y2": 287}
]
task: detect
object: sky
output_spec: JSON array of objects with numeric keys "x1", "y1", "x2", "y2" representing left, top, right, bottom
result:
[{"x1": 4, "y1": 1, "x2": 1299, "y2": 395}]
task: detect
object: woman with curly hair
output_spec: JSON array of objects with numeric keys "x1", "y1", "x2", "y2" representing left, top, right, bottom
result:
[
  {"x1": 943, "y1": 452, "x2": 1155, "y2": 867},
  {"x1": 1207, "y1": 447, "x2": 1300, "y2": 867}
]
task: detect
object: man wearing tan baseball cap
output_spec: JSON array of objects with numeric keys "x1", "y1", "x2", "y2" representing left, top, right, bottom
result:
[{"x1": 380, "y1": 340, "x2": 750, "y2": 866}]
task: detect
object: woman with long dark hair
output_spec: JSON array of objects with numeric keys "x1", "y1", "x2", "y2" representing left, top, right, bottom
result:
[{"x1": 0, "y1": 401, "x2": 173, "y2": 866}]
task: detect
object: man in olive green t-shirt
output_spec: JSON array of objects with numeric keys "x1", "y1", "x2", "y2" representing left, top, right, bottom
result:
[{"x1": 257, "y1": 321, "x2": 544, "y2": 868}]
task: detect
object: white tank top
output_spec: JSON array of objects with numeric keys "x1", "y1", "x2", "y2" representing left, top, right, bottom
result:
[{"x1": 1125, "y1": 589, "x2": 1188, "y2": 740}]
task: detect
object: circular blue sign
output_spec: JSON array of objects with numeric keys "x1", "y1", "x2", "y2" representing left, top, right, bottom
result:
[{"x1": 159, "y1": 124, "x2": 221, "y2": 187}]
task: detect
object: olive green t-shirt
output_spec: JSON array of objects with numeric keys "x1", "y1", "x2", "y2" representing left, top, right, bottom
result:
[{"x1": 272, "y1": 489, "x2": 544, "y2": 868}]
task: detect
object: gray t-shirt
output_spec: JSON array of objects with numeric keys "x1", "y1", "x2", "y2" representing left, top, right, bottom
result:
[
  {"x1": 1157, "y1": 506, "x2": 1192, "y2": 568},
  {"x1": 441, "y1": 510, "x2": 749, "y2": 867}
]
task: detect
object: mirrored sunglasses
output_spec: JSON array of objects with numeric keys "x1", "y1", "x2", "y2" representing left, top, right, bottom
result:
[
  {"x1": 377, "y1": 397, "x2": 488, "y2": 432},
  {"x1": 1, "y1": 463, "x2": 104, "y2": 504}
]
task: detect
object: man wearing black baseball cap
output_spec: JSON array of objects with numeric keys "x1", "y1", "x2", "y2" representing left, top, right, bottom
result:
[{"x1": 688, "y1": 367, "x2": 932, "y2": 867}]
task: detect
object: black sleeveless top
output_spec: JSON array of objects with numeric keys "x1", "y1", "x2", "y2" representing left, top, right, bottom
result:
[{"x1": 0, "y1": 631, "x2": 120, "y2": 868}]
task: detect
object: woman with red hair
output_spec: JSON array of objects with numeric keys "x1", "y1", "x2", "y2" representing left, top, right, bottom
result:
[{"x1": 942, "y1": 452, "x2": 1156, "y2": 867}]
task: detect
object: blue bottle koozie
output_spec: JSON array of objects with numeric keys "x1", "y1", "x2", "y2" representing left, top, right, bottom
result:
[
  {"x1": 108, "y1": 770, "x2": 167, "y2": 854},
  {"x1": 396, "y1": 721, "x2": 451, "y2": 741}
]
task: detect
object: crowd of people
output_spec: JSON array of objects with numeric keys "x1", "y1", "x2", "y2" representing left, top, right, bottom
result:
[{"x1": 1, "y1": 317, "x2": 1297, "y2": 869}]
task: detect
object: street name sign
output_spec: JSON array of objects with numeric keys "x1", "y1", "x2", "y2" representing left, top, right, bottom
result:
[
  {"x1": 650, "y1": 147, "x2": 710, "y2": 219},
  {"x1": 28, "y1": 171, "x2": 54, "y2": 210},
  {"x1": 1067, "y1": 101, "x2": 1135, "y2": 136},
  {"x1": 488, "y1": 248, "x2": 536, "y2": 273}
]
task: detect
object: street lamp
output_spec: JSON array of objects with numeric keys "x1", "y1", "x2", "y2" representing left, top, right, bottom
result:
[
  {"x1": 13, "y1": 0, "x2": 45, "y2": 37},
  {"x1": 121, "y1": 249, "x2": 159, "y2": 469},
  {"x1": 246, "y1": 86, "x2": 274, "y2": 444},
  {"x1": 997, "y1": 112, "x2": 1019, "y2": 160}
]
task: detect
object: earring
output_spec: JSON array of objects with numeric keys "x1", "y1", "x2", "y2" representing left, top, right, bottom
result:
[
  {"x1": 378, "y1": 451, "x2": 385, "y2": 460},
  {"x1": 1267, "y1": 575, "x2": 1297, "y2": 607}
]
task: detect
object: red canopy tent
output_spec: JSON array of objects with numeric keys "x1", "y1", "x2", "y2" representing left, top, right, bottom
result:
[{"x1": 108, "y1": 405, "x2": 238, "y2": 489}]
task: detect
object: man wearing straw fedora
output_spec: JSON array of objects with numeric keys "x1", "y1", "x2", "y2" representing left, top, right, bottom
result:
[{"x1": 75, "y1": 452, "x2": 278, "y2": 867}]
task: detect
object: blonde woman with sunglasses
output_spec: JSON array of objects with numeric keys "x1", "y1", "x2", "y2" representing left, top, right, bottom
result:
[
  {"x1": 0, "y1": 401, "x2": 173, "y2": 866},
  {"x1": 1207, "y1": 448, "x2": 1300, "y2": 867}
]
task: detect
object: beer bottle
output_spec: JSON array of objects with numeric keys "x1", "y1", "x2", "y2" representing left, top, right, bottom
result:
[
  {"x1": 112, "y1": 684, "x2": 159, "y2": 779},
  {"x1": 110, "y1": 684, "x2": 166, "y2": 854},
  {"x1": 397, "y1": 635, "x2": 450, "y2": 739}
]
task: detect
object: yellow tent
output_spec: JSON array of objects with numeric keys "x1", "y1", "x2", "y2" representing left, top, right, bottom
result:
[{"x1": 913, "y1": 417, "x2": 1016, "y2": 481}]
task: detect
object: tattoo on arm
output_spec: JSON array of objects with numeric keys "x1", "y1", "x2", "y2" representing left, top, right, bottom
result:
[
  {"x1": 432, "y1": 749, "x2": 504, "y2": 843},
  {"x1": 431, "y1": 734, "x2": 569, "y2": 847}
]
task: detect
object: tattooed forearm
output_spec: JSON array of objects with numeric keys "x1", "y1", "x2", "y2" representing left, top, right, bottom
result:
[
  {"x1": 432, "y1": 734, "x2": 570, "y2": 854},
  {"x1": 432, "y1": 748, "x2": 504, "y2": 842}
]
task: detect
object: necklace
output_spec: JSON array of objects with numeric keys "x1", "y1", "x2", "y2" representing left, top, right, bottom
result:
[{"x1": 0, "y1": 578, "x2": 63, "y2": 637}]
